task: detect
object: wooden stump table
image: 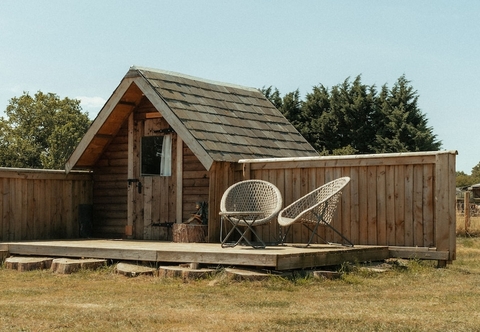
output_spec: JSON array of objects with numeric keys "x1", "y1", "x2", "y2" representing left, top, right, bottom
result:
[{"x1": 172, "y1": 224, "x2": 207, "y2": 243}]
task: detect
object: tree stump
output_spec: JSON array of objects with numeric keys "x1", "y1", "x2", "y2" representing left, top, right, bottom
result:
[
  {"x1": 50, "y1": 258, "x2": 107, "y2": 274},
  {"x1": 115, "y1": 262, "x2": 157, "y2": 277},
  {"x1": 158, "y1": 265, "x2": 216, "y2": 280},
  {"x1": 5, "y1": 257, "x2": 54, "y2": 271},
  {"x1": 172, "y1": 224, "x2": 207, "y2": 243},
  {"x1": 224, "y1": 268, "x2": 273, "y2": 281}
]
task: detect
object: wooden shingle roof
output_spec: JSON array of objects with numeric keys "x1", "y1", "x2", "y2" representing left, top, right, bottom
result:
[{"x1": 66, "y1": 66, "x2": 318, "y2": 172}]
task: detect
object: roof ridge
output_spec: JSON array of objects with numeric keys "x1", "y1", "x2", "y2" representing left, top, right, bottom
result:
[{"x1": 130, "y1": 66, "x2": 260, "y2": 93}]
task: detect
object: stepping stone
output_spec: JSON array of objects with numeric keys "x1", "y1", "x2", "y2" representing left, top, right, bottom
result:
[
  {"x1": 51, "y1": 258, "x2": 107, "y2": 274},
  {"x1": 158, "y1": 265, "x2": 216, "y2": 280},
  {"x1": 224, "y1": 267, "x2": 274, "y2": 281},
  {"x1": 5, "y1": 257, "x2": 54, "y2": 272},
  {"x1": 115, "y1": 262, "x2": 157, "y2": 277}
]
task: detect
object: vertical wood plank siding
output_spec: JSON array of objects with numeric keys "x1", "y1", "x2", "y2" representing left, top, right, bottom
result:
[
  {"x1": 0, "y1": 168, "x2": 93, "y2": 241},
  {"x1": 225, "y1": 151, "x2": 456, "y2": 260},
  {"x1": 183, "y1": 144, "x2": 209, "y2": 222}
]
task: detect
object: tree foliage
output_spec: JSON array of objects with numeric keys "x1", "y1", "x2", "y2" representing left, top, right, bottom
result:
[
  {"x1": 262, "y1": 75, "x2": 442, "y2": 155},
  {"x1": 0, "y1": 91, "x2": 91, "y2": 169},
  {"x1": 457, "y1": 162, "x2": 480, "y2": 187}
]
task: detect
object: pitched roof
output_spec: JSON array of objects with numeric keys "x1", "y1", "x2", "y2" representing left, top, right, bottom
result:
[{"x1": 66, "y1": 66, "x2": 318, "y2": 172}]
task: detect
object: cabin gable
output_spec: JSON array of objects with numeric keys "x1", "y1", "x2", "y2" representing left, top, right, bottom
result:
[{"x1": 65, "y1": 66, "x2": 319, "y2": 241}]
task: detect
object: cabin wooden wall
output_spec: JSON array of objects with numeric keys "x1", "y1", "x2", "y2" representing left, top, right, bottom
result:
[
  {"x1": 209, "y1": 151, "x2": 456, "y2": 261},
  {"x1": 92, "y1": 121, "x2": 129, "y2": 238},
  {"x1": 182, "y1": 143, "x2": 209, "y2": 222},
  {"x1": 207, "y1": 161, "x2": 235, "y2": 242},
  {"x1": 0, "y1": 168, "x2": 92, "y2": 241}
]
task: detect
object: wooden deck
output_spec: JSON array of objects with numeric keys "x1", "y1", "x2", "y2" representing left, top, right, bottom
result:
[{"x1": 0, "y1": 240, "x2": 389, "y2": 271}]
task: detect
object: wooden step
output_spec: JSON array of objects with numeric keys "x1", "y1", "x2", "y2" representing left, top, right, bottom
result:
[
  {"x1": 224, "y1": 267, "x2": 275, "y2": 281},
  {"x1": 5, "y1": 257, "x2": 54, "y2": 271},
  {"x1": 115, "y1": 262, "x2": 157, "y2": 277},
  {"x1": 51, "y1": 258, "x2": 107, "y2": 274},
  {"x1": 158, "y1": 265, "x2": 216, "y2": 280}
]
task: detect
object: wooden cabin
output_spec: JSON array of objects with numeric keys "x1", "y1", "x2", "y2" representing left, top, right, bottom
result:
[
  {"x1": 0, "y1": 67, "x2": 457, "y2": 264},
  {"x1": 65, "y1": 66, "x2": 318, "y2": 242}
]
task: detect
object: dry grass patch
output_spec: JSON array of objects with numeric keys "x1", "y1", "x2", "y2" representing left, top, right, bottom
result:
[
  {"x1": 1, "y1": 240, "x2": 480, "y2": 331},
  {"x1": 456, "y1": 212, "x2": 480, "y2": 236}
]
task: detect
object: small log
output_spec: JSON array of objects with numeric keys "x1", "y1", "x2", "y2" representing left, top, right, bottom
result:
[
  {"x1": 5, "y1": 257, "x2": 54, "y2": 271},
  {"x1": 115, "y1": 262, "x2": 157, "y2": 277},
  {"x1": 158, "y1": 265, "x2": 216, "y2": 280},
  {"x1": 172, "y1": 224, "x2": 207, "y2": 243},
  {"x1": 51, "y1": 258, "x2": 107, "y2": 274}
]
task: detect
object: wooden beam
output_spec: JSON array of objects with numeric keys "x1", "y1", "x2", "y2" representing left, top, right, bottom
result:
[
  {"x1": 389, "y1": 246, "x2": 450, "y2": 261},
  {"x1": 237, "y1": 151, "x2": 458, "y2": 171},
  {"x1": 126, "y1": 113, "x2": 135, "y2": 239},
  {"x1": 65, "y1": 78, "x2": 136, "y2": 173},
  {"x1": 145, "y1": 112, "x2": 163, "y2": 119},
  {"x1": 276, "y1": 246, "x2": 389, "y2": 270},
  {"x1": 0, "y1": 168, "x2": 91, "y2": 181},
  {"x1": 434, "y1": 152, "x2": 457, "y2": 261},
  {"x1": 176, "y1": 136, "x2": 183, "y2": 224}
]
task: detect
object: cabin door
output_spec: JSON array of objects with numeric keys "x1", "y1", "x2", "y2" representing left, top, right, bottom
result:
[{"x1": 127, "y1": 116, "x2": 177, "y2": 240}]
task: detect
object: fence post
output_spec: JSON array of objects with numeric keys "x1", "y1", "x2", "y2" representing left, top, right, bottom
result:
[{"x1": 465, "y1": 191, "x2": 471, "y2": 233}]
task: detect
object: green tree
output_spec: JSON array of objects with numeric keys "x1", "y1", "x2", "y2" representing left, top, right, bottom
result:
[
  {"x1": 470, "y1": 162, "x2": 480, "y2": 185},
  {"x1": 263, "y1": 74, "x2": 441, "y2": 155},
  {"x1": 456, "y1": 171, "x2": 472, "y2": 188},
  {"x1": 373, "y1": 75, "x2": 441, "y2": 153},
  {"x1": 302, "y1": 84, "x2": 336, "y2": 153},
  {"x1": 0, "y1": 91, "x2": 91, "y2": 169},
  {"x1": 311, "y1": 76, "x2": 377, "y2": 154},
  {"x1": 261, "y1": 86, "x2": 282, "y2": 109},
  {"x1": 455, "y1": 162, "x2": 480, "y2": 188}
]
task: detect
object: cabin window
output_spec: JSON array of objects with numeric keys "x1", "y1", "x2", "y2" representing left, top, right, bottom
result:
[{"x1": 141, "y1": 135, "x2": 171, "y2": 176}]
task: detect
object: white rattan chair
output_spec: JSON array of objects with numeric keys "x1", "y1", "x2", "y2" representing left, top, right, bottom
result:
[
  {"x1": 220, "y1": 180, "x2": 283, "y2": 249},
  {"x1": 278, "y1": 177, "x2": 352, "y2": 247}
]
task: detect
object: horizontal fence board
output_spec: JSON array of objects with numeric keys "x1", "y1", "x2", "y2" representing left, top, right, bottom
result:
[
  {"x1": 0, "y1": 167, "x2": 91, "y2": 180},
  {"x1": 240, "y1": 153, "x2": 438, "y2": 170}
]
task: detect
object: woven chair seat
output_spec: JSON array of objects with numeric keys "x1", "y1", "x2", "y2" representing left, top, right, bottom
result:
[
  {"x1": 278, "y1": 177, "x2": 352, "y2": 247},
  {"x1": 220, "y1": 180, "x2": 283, "y2": 249}
]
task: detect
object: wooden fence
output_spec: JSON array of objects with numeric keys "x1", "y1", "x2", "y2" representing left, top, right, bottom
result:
[
  {"x1": 230, "y1": 151, "x2": 457, "y2": 263},
  {"x1": 0, "y1": 168, "x2": 93, "y2": 241}
]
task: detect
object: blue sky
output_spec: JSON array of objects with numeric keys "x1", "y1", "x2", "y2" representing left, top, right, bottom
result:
[{"x1": 1, "y1": 1, "x2": 478, "y2": 173}]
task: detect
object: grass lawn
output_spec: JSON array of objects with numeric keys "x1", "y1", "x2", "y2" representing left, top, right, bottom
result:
[{"x1": 1, "y1": 236, "x2": 480, "y2": 331}]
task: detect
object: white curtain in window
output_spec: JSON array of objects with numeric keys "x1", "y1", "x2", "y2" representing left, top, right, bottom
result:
[{"x1": 160, "y1": 134, "x2": 172, "y2": 176}]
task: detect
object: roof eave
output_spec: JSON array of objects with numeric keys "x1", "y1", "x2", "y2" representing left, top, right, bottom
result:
[{"x1": 65, "y1": 77, "x2": 139, "y2": 173}]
